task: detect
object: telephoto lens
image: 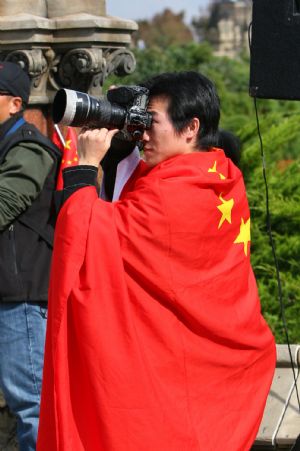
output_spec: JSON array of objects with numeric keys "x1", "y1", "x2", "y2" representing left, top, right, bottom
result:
[{"x1": 52, "y1": 89, "x2": 127, "y2": 129}]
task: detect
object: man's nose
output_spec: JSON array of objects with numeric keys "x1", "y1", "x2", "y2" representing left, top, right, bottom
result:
[{"x1": 142, "y1": 129, "x2": 149, "y2": 141}]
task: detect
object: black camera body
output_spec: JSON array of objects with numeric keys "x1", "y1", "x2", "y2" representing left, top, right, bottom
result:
[{"x1": 52, "y1": 86, "x2": 152, "y2": 141}]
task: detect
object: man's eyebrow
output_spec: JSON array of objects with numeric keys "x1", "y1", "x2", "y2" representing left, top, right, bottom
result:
[{"x1": 148, "y1": 109, "x2": 158, "y2": 117}]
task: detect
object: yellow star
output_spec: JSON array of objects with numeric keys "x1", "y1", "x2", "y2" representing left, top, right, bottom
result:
[
  {"x1": 217, "y1": 194, "x2": 234, "y2": 229},
  {"x1": 64, "y1": 139, "x2": 71, "y2": 150},
  {"x1": 208, "y1": 160, "x2": 226, "y2": 180},
  {"x1": 208, "y1": 161, "x2": 217, "y2": 173},
  {"x1": 234, "y1": 218, "x2": 251, "y2": 256}
]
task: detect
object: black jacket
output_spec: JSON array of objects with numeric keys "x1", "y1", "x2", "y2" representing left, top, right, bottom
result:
[{"x1": 0, "y1": 119, "x2": 61, "y2": 302}]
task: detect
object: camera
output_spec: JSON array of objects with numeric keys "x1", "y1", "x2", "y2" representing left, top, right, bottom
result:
[{"x1": 52, "y1": 86, "x2": 152, "y2": 141}]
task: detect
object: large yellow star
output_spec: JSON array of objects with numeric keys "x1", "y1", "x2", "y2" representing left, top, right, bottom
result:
[
  {"x1": 208, "y1": 161, "x2": 226, "y2": 180},
  {"x1": 217, "y1": 194, "x2": 234, "y2": 229},
  {"x1": 234, "y1": 218, "x2": 251, "y2": 256}
]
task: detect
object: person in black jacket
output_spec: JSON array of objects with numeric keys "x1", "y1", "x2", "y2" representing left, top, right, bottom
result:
[{"x1": 0, "y1": 61, "x2": 61, "y2": 451}]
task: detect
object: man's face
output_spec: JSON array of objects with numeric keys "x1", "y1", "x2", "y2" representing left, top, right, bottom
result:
[
  {"x1": 0, "y1": 93, "x2": 22, "y2": 124},
  {"x1": 142, "y1": 96, "x2": 195, "y2": 168}
]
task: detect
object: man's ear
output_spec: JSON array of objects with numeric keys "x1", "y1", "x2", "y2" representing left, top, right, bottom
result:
[
  {"x1": 186, "y1": 118, "x2": 200, "y2": 140},
  {"x1": 9, "y1": 96, "x2": 23, "y2": 115}
]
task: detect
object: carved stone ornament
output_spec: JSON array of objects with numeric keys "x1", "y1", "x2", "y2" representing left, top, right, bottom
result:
[
  {"x1": 58, "y1": 48, "x2": 105, "y2": 93},
  {"x1": 3, "y1": 49, "x2": 50, "y2": 103},
  {"x1": 0, "y1": 0, "x2": 138, "y2": 104},
  {"x1": 6, "y1": 49, "x2": 47, "y2": 76},
  {"x1": 104, "y1": 48, "x2": 136, "y2": 78}
]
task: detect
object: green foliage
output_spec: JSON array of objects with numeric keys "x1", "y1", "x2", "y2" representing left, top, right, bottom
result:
[
  {"x1": 104, "y1": 43, "x2": 213, "y2": 89},
  {"x1": 108, "y1": 43, "x2": 300, "y2": 343},
  {"x1": 239, "y1": 114, "x2": 300, "y2": 343}
]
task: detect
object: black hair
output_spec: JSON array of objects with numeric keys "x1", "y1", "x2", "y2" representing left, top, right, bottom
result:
[
  {"x1": 140, "y1": 71, "x2": 220, "y2": 149},
  {"x1": 216, "y1": 129, "x2": 242, "y2": 167}
]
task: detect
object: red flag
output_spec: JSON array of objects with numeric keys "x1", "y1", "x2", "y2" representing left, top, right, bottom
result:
[
  {"x1": 38, "y1": 150, "x2": 276, "y2": 451},
  {"x1": 53, "y1": 127, "x2": 78, "y2": 190},
  {"x1": 51, "y1": 127, "x2": 64, "y2": 152}
]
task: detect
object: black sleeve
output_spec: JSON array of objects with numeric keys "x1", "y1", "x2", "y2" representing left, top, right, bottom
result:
[
  {"x1": 56, "y1": 136, "x2": 136, "y2": 211},
  {"x1": 56, "y1": 165, "x2": 98, "y2": 210}
]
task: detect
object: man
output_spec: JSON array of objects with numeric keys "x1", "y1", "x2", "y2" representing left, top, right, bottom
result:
[
  {"x1": 38, "y1": 71, "x2": 276, "y2": 450},
  {"x1": 0, "y1": 61, "x2": 61, "y2": 451}
]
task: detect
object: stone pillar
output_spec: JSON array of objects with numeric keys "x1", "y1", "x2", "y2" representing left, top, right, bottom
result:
[
  {"x1": 0, "y1": 0, "x2": 46, "y2": 16},
  {"x1": 47, "y1": 0, "x2": 106, "y2": 17},
  {"x1": 0, "y1": 0, "x2": 137, "y2": 135}
]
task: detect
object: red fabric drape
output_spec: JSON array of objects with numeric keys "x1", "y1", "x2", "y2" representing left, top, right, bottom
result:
[{"x1": 38, "y1": 150, "x2": 276, "y2": 451}]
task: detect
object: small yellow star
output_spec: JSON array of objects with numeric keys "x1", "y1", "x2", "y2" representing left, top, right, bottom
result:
[
  {"x1": 208, "y1": 161, "x2": 217, "y2": 173},
  {"x1": 234, "y1": 218, "x2": 251, "y2": 256},
  {"x1": 64, "y1": 139, "x2": 71, "y2": 150},
  {"x1": 208, "y1": 161, "x2": 226, "y2": 180},
  {"x1": 217, "y1": 194, "x2": 234, "y2": 229}
]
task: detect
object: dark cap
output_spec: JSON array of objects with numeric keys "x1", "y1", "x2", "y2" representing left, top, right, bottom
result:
[{"x1": 0, "y1": 61, "x2": 31, "y2": 104}]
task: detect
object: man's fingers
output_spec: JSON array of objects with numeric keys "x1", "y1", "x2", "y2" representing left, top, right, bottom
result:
[{"x1": 107, "y1": 129, "x2": 119, "y2": 140}]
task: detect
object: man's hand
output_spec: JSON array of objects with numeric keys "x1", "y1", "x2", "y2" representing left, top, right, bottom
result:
[{"x1": 78, "y1": 127, "x2": 119, "y2": 167}]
